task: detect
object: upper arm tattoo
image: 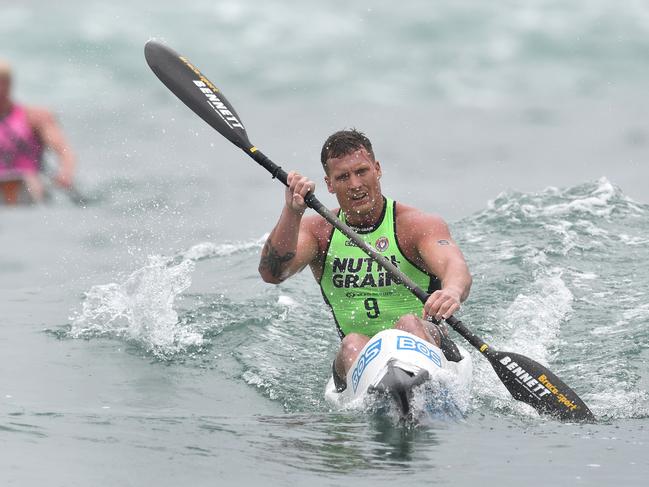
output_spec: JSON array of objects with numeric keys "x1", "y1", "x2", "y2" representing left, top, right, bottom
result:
[{"x1": 260, "y1": 240, "x2": 296, "y2": 278}]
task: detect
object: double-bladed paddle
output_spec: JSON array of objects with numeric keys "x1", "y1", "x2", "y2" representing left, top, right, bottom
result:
[{"x1": 144, "y1": 40, "x2": 595, "y2": 423}]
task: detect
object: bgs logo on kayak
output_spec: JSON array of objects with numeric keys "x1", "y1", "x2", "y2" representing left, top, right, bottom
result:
[
  {"x1": 396, "y1": 335, "x2": 442, "y2": 367},
  {"x1": 351, "y1": 339, "x2": 382, "y2": 392}
]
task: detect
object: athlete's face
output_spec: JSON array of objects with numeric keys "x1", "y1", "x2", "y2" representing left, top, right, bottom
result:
[{"x1": 325, "y1": 148, "x2": 383, "y2": 219}]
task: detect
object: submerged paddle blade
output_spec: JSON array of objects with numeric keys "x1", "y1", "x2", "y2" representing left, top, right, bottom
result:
[
  {"x1": 487, "y1": 350, "x2": 595, "y2": 422},
  {"x1": 144, "y1": 40, "x2": 252, "y2": 150}
]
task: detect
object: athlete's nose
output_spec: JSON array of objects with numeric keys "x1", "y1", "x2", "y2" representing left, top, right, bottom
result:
[{"x1": 348, "y1": 173, "x2": 362, "y2": 189}]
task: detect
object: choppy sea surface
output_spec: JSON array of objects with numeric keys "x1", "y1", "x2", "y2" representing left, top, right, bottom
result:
[{"x1": 2, "y1": 1, "x2": 648, "y2": 485}]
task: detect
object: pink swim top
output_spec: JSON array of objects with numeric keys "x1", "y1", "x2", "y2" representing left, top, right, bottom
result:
[{"x1": 0, "y1": 104, "x2": 43, "y2": 175}]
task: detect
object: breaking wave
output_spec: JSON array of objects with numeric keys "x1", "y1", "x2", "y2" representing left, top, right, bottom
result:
[{"x1": 458, "y1": 178, "x2": 649, "y2": 420}]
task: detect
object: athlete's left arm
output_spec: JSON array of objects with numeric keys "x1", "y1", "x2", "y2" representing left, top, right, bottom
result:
[
  {"x1": 414, "y1": 213, "x2": 472, "y2": 321},
  {"x1": 28, "y1": 107, "x2": 76, "y2": 188}
]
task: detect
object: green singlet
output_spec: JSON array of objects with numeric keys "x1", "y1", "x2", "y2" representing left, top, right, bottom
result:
[{"x1": 319, "y1": 197, "x2": 441, "y2": 339}]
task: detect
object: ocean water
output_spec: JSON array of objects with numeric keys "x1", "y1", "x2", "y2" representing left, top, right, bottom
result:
[{"x1": 2, "y1": 1, "x2": 648, "y2": 485}]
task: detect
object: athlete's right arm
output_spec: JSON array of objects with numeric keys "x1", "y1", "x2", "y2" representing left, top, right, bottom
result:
[{"x1": 258, "y1": 172, "x2": 319, "y2": 284}]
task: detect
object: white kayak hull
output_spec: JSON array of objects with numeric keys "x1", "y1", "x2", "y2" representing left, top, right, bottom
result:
[{"x1": 325, "y1": 329, "x2": 472, "y2": 417}]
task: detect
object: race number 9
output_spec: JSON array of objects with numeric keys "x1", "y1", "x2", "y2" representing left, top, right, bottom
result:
[{"x1": 364, "y1": 298, "x2": 380, "y2": 319}]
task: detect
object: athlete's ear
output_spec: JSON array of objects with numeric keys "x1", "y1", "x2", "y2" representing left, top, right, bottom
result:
[
  {"x1": 325, "y1": 175, "x2": 334, "y2": 193},
  {"x1": 375, "y1": 160, "x2": 382, "y2": 179}
]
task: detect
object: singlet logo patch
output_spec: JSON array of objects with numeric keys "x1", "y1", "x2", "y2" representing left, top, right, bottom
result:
[{"x1": 375, "y1": 237, "x2": 389, "y2": 252}]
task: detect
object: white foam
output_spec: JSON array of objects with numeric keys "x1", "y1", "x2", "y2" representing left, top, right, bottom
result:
[
  {"x1": 619, "y1": 234, "x2": 649, "y2": 246},
  {"x1": 486, "y1": 177, "x2": 638, "y2": 222},
  {"x1": 69, "y1": 237, "x2": 267, "y2": 357},
  {"x1": 502, "y1": 270, "x2": 574, "y2": 361},
  {"x1": 592, "y1": 389, "x2": 649, "y2": 419},
  {"x1": 70, "y1": 256, "x2": 202, "y2": 355},
  {"x1": 471, "y1": 269, "x2": 574, "y2": 415},
  {"x1": 179, "y1": 235, "x2": 267, "y2": 261},
  {"x1": 277, "y1": 295, "x2": 298, "y2": 307},
  {"x1": 416, "y1": 368, "x2": 473, "y2": 418}
]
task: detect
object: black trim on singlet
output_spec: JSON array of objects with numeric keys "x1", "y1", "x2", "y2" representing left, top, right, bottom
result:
[
  {"x1": 320, "y1": 290, "x2": 345, "y2": 340},
  {"x1": 342, "y1": 196, "x2": 387, "y2": 235},
  {"x1": 318, "y1": 209, "x2": 346, "y2": 340},
  {"x1": 392, "y1": 200, "x2": 442, "y2": 293}
]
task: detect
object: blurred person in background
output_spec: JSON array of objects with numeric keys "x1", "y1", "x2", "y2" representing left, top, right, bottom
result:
[{"x1": 0, "y1": 59, "x2": 76, "y2": 204}]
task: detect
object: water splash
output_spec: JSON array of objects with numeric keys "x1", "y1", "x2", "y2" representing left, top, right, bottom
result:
[
  {"x1": 175, "y1": 235, "x2": 268, "y2": 263},
  {"x1": 501, "y1": 270, "x2": 574, "y2": 361},
  {"x1": 67, "y1": 238, "x2": 265, "y2": 359},
  {"x1": 415, "y1": 369, "x2": 473, "y2": 421},
  {"x1": 69, "y1": 255, "x2": 200, "y2": 357},
  {"x1": 62, "y1": 179, "x2": 649, "y2": 420},
  {"x1": 459, "y1": 177, "x2": 649, "y2": 419}
]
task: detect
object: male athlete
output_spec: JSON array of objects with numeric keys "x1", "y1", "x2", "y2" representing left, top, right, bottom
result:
[
  {"x1": 259, "y1": 129, "x2": 472, "y2": 391},
  {"x1": 0, "y1": 60, "x2": 76, "y2": 203}
]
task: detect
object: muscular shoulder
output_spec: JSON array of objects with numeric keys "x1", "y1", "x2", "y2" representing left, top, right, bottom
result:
[{"x1": 395, "y1": 202, "x2": 450, "y2": 244}]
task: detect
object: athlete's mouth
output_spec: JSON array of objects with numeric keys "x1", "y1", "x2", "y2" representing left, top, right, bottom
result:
[{"x1": 350, "y1": 192, "x2": 368, "y2": 201}]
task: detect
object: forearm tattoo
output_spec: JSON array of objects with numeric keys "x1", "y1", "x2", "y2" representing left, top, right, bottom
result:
[{"x1": 260, "y1": 240, "x2": 296, "y2": 278}]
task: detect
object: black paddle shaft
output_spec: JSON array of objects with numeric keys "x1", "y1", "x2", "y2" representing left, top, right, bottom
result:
[{"x1": 144, "y1": 40, "x2": 595, "y2": 423}]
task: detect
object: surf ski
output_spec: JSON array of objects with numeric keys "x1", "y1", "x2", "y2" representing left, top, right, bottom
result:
[{"x1": 325, "y1": 329, "x2": 472, "y2": 418}]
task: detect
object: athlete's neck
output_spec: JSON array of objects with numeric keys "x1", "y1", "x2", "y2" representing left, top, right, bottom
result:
[{"x1": 344, "y1": 196, "x2": 386, "y2": 230}]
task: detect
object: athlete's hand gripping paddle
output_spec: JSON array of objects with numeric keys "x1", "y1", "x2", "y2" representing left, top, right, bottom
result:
[{"x1": 144, "y1": 40, "x2": 595, "y2": 423}]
